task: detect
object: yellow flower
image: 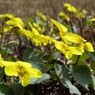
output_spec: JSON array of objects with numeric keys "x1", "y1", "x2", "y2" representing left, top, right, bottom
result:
[
  {"x1": 76, "y1": 9, "x2": 87, "y2": 18},
  {"x1": 20, "y1": 29, "x2": 33, "y2": 39},
  {"x1": 0, "y1": 14, "x2": 24, "y2": 34},
  {"x1": 50, "y1": 19, "x2": 67, "y2": 37},
  {"x1": 36, "y1": 12, "x2": 47, "y2": 21},
  {"x1": 28, "y1": 22, "x2": 53, "y2": 46},
  {"x1": 0, "y1": 14, "x2": 24, "y2": 28},
  {"x1": 28, "y1": 22, "x2": 39, "y2": 35},
  {"x1": 51, "y1": 19, "x2": 94, "y2": 54},
  {"x1": 50, "y1": 19, "x2": 83, "y2": 44},
  {"x1": 33, "y1": 22, "x2": 42, "y2": 32},
  {"x1": 4, "y1": 26, "x2": 13, "y2": 32},
  {"x1": 4, "y1": 61, "x2": 42, "y2": 87},
  {"x1": 58, "y1": 12, "x2": 70, "y2": 21},
  {"x1": 64, "y1": 3, "x2": 77, "y2": 13},
  {"x1": 52, "y1": 40, "x2": 77, "y2": 59},
  {"x1": 63, "y1": 33, "x2": 86, "y2": 44},
  {"x1": 90, "y1": 18, "x2": 95, "y2": 22},
  {"x1": 0, "y1": 54, "x2": 4, "y2": 67},
  {"x1": 6, "y1": 17, "x2": 24, "y2": 29},
  {"x1": 52, "y1": 39, "x2": 90, "y2": 59},
  {"x1": 0, "y1": 14, "x2": 14, "y2": 20},
  {"x1": 0, "y1": 54, "x2": 14, "y2": 67},
  {"x1": 42, "y1": 35, "x2": 53, "y2": 46},
  {"x1": 84, "y1": 42, "x2": 94, "y2": 52},
  {"x1": 63, "y1": 33, "x2": 94, "y2": 52}
]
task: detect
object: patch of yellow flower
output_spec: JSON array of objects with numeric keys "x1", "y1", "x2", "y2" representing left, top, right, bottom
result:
[
  {"x1": 0, "y1": 54, "x2": 42, "y2": 87},
  {"x1": 0, "y1": 13, "x2": 94, "y2": 60},
  {"x1": 64, "y1": 3, "x2": 77, "y2": 13},
  {"x1": 50, "y1": 19, "x2": 94, "y2": 59},
  {"x1": 58, "y1": 12, "x2": 70, "y2": 21},
  {"x1": 4, "y1": 61, "x2": 42, "y2": 87}
]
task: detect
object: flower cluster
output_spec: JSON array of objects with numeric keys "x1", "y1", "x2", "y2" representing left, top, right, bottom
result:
[
  {"x1": 0, "y1": 8, "x2": 94, "y2": 87},
  {"x1": 0, "y1": 13, "x2": 94, "y2": 60}
]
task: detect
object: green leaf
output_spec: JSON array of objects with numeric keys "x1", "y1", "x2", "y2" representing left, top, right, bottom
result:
[
  {"x1": 25, "y1": 84, "x2": 40, "y2": 95},
  {"x1": 0, "y1": 83, "x2": 13, "y2": 95},
  {"x1": 35, "y1": 73, "x2": 50, "y2": 83},
  {"x1": 72, "y1": 52, "x2": 90, "y2": 63},
  {"x1": 1, "y1": 45, "x2": 13, "y2": 54},
  {"x1": 14, "y1": 84, "x2": 23, "y2": 95},
  {"x1": 90, "y1": 75, "x2": 95, "y2": 90},
  {"x1": 88, "y1": 51, "x2": 95, "y2": 60},
  {"x1": 90, "y1": 60, "x2": 95, "y2": 72},
  {"x1": 31, "y1": 62, "x2": 44, "y2": 71},
  {"x1": 53, "y1": 52, "x2": 60, "y2": 59},
  {"x1": 71, "y1": 54, "x2": 78, "y2": 63},
  {"x1": 30, "y1": 73, "x2": 50, "y2": 84},
  {"x1": 8, "y1": 56, "x2": 18, "y2": 62},
  {"x1": 79, "y1": 52, "x2": 90, "y2": 60},
  {"x1": 60, "y1": 78, "x2": 81, "y2": 95},
  {"x1": 85, "y1": 19, "x2": 93, "y2": 27},
  {"x1": 0, "y1": 69, "x2": 4, "y2": 81},
  {"x1": 23, "y1": 48, "x2": 45, "y2": 70},
  {"x1": 23, "y1": 48, "x2": 45, "y2": 63},
  {"x1": 77, "y1": 60, "x2": 88, "y2": 67},
  {"x1": 69, "y1": 65, "x2": 91, "y2": 88},
  {"x1": 54, "y1": 63, "x2": 70, "y2": 80}
]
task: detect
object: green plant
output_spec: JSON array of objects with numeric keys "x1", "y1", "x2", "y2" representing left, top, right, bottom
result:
[{"x1": 0, "y1": 3, "x2": 95, "y2": 95}]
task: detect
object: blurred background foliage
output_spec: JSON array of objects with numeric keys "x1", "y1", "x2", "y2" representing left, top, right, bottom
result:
[{"x1": 0, "y1": 0, "x2": 95, "y2": 19}]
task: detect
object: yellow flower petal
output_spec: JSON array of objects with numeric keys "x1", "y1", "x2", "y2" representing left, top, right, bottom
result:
[
  {"x1": 0, "y1": 61, "x2": 15, "y2": 67},
  {"x1": 58, "y1": 12, "x2": 70, "y2": 21},
  {"x1": 4, "y1": 26, "x2": 13, "y2": 32},
  {"x1": 69, "y1": 47, "x2": 84, "y2": 55},
  {"x1": 50, "y1": 19, "x2": 67, "y2": 34},
  {"x1": 16, "y1": 61, "x2": 32, "y2": 68},
  {"x1": 4, "y1": 61, "x2": 42, "y2": 86},
  {"x1": 6, "y1": 17, "x2": 24, "y2": 29},
  {"x1": 28, "y1": 22, "x2": 39, "y2": 35},
  {"x1": 64, "y1": 3, "x2": 77, "y2": 13},
  {"x1": 84, "y1": 42, "x2": 94, "y2": 52},
  {"x1": 63, "y1": 33, "x2": 86, "y2": 44},
  {"x1": 20, "y1": 75, "x2": 30, "y2": 87},
  {"x1": 65, "y1": 51, "x2": 72, "y2": 59},
  {"x1": 21, "y1": 29, "x2": 33, "y2": 39},
  {"x1": 32, "y1": 34, "x2": 43, "y2": 46},
  {"x1": 5, "y1": 64, "x2": 18, "y2": 76},
  {"x1": 0, "y1": 14, "x2": 14, "y2": 19},
  {"x1": 28, "y1": 68, "x2": 42, "y2": 78},
  {"x1": 90, "y1": 18, "x2": 95, "y2": 22}
]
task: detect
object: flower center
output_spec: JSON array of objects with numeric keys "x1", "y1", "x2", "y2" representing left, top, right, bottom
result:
[{"x1": 18, "y1": 66, "x2": 27, "y2": 77}]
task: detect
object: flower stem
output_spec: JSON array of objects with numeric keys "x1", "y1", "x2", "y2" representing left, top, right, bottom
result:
[{"x1": 75, "y1": 55, "x2": 80, "y2": 66}]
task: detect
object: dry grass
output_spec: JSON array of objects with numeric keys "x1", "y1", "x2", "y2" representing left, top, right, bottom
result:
[{"x1": 0, "y1": 0, "x2": 95, "y2": 19}]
